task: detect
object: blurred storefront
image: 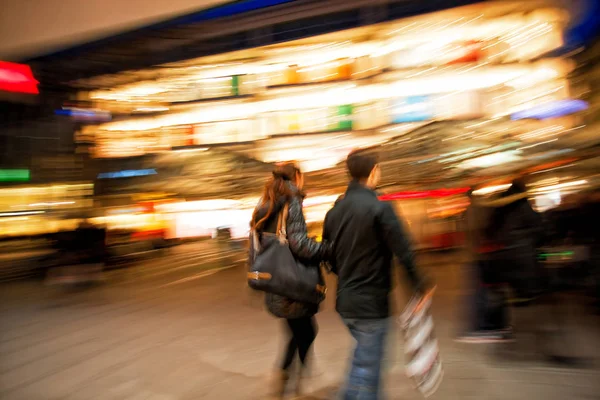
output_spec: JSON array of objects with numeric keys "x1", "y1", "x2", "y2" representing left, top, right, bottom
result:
[
  {"x1": 74, "y1": 3, "x2": 577, "y2": 173},
  {"x1": 0, "y1": 182, "x2": 93, "y2": 238},
  {"x1": 12, "y1": 0, "x2": 597, "y2": 244}
]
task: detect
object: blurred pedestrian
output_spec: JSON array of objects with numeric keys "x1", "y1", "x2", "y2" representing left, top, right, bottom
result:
[
  {"x1": 323, "y1": 150, "x2": 430, "y2": 400},
  {"x1": 250, "y1": 162, "x2": 330, "y2": 399},
  {"x1": 455, "y1": 189, "x2": 511, "y2": 343},
  {"x1": 486, "y1": 179, "x2": 543, "y2": 298},
  {"x1": 467, "y1": 178, "x2": 544, "y2": 340}
]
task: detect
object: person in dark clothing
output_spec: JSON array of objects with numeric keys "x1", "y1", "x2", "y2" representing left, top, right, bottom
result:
[
  {"x1": 455, "y1": 189, "x2": 516, "y2": 343},
  {"x1": 74, "y1": 220, "x2": 107, "y2": 264},
  {"x1": 456, "y1": 190, "x2": 492, "y2": 340},
  {"x1": 250, "y1": 162, "x2": 330, "y2": 399},
  {"x1": 459, "y1": 178, "x2": 544, "y2": 341},
  {"x1": 482, "y1": 178, "x2": 544, "y2": 300},
  {"x1": 323, "y1": 150, "x2": 429, "y2": 400}
]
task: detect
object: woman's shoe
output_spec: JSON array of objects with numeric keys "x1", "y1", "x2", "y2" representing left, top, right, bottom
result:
[
  {"x1": 293, "y1": 368, "x2": 305, "y2": 399},
  {"x1": 270, "y1": 369, "x2": 289, "y2": 399}
]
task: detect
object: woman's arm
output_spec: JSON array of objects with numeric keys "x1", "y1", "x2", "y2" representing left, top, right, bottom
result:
[{"x1": 286, "y1": 196, "x2": 328, "y2": 262}]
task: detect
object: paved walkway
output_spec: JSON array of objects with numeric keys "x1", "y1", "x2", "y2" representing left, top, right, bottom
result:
[{"x1": 0, "y1": 246, "x2": 598, "y2": 399}]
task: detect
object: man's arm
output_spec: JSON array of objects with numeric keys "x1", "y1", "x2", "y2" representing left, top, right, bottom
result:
[
  {"x1": 322, "y1": 210, "x2": 336, "y2": 274},
  {"x1": 378, "y1": 202, "x2": 426, "y2": 292}
]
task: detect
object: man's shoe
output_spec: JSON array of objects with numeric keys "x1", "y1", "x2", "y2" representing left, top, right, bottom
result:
[{"x1": 455, "y1": 328, "x2": 515, "y2": 344}]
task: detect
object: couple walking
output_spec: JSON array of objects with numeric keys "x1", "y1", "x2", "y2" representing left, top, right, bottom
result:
[{"x1": 250, "y1": 150, "x2": 430, "y2": 399}]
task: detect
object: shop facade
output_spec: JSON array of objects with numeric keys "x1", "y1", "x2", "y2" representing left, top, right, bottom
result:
[
  {"x1": 73, "y1": 2, "x2": 580, "y2": 176},
  {"x1": 27, "y1": 0, "x2": 599, "y2": 243}
]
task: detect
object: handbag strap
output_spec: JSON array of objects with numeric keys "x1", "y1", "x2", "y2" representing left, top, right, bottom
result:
[
  {"x1": 250, "y1": 229, "x2": 260, "y2": 253},
  {"x1": 251, "y1": 203, "x2": 289, "y2": 250},
  {"x1": 276, "y1": 203, "x2": 289, "y2": 240}
]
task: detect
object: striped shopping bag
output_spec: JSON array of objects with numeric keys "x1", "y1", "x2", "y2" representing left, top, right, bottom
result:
[{"x1": 399, "y1": 288, "x2": 443, "y2": 397}]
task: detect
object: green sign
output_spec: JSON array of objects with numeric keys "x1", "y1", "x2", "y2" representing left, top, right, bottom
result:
[
  {"x1": 327, "y1": 104, "x2": 353, "y2": 131},
  {"x1": 232, "y1": 75, "x2": 240, "y2": 96},
  {"x1": 0, "y1": 169, "x2": 30, "y2": 182}
]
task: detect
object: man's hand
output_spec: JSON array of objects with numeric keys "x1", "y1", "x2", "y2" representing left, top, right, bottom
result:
[{"x1": 414, "y1": 285, "x2": 436, "y2": 313}]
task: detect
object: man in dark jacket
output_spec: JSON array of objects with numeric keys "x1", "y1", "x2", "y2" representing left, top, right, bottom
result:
[{"x1": 323, "y1": 150, "x2": 427, "y2": 399}]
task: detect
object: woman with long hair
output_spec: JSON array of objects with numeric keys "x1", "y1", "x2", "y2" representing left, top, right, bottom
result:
[{"x1": 251, "y1": 162, "x2": 329, "y2": 398}]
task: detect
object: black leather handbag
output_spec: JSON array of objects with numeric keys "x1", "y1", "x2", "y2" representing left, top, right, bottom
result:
[{"x1": 248, "y1": 204, "x2": 326, "y2": 304}]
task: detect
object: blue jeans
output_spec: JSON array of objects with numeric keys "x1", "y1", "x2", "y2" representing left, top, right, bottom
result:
[{"x1": 342, "y1": 318, "x2": 390, "y2": 400}]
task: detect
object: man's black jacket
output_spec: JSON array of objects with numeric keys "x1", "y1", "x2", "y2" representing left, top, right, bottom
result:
[{"x1": 323, "y1": 181, "x2": 424, "y2": 319}]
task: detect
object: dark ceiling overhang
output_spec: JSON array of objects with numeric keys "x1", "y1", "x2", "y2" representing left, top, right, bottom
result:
[{"x1": 28, "y1": 0, "x2": 486, "y2": 90}]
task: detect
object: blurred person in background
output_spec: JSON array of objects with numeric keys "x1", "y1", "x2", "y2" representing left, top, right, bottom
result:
[
  {"x1": 588, "y1": 192, "x2": 600, "y2": 313},
  {"x1": 455, "y1": 189, "x2": 502, "y2": 343},
  {"x1": 250, "y1": 162, "x2": 330, "y2": 399},
  {"x1": 547, "y1": 191, "x2": 600, "y2": 313},
  {"x1": 75, "y1": 219, "x2": 107, "y2": 263},
  {"x1": 471, "y1": 178, "x2": 544, "y2": 339},
  {"x1": 323, "y1": 150, "x2": 430, "y2": 400},
  {"x1": 46, "y1": 218, "x2": 107, "y2": 285}
]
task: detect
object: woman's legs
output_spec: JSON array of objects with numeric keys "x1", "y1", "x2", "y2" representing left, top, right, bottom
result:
[
  {"x1": 274, "y1": 317, "x2": 317, "y2": 398},
  {"x1": 288, "y1": 317, "x2": 317, "y2": 396},
  {"x1": 281, "y1": 331, "x2": 298, "y2": 371},
  {"x1": 281, "y1": 317, "x2": 317, "y2": 370},
  {"x1": 273, "y1": 322, "x2": 297, "y2": 399},
  {"x1": 289, "y1": 317, "x2": 317, "y2": 366}
]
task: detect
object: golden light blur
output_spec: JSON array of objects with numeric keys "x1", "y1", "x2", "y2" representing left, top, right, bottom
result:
[
  {"x1": 1, "y1": 2, "x2": 599, "y2": 398},
  {"x1": 2, "y1": 2, "x2": 597, "y2": 248}
]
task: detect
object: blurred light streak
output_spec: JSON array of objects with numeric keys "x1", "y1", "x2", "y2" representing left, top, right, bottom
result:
[
  {"x1": 511, "y1": 99, "x2": 588, "y2": 120},
  {"x1": 0, "y1": 211, "x2": 45, "y2": 217},
  {"x1": 507, "y1": 67, "x2": 559, "y2": 88},
  {"x1": 97, "y1": 169, "x2": 157, "y2": 179},
  {"x1": 29, "y1": 201, "x2": 75, "y2": 207},
  {"x1": 531, "y1": 179, "x2": 587, "y2": 193},
  {"x1": 172, "y1": 209, "x2": 252, "y2": 239},
  {"x1": 529, "y1": 177, "x2": 560, "y2": 187},
  {"x1": 379, "y1": 188, "x2": 470, "y2": 201},
  {"x1": 55, "y1": 108, "x2": 112, "y2": 121},
  {"x1": 530, "y1": 163, "x2": 576, "y2": 174},
  {"x1": 472, "y1": 184, "x2": 512, "y2": 196},
  {"x1": 156, "y1": 199, "x2": 241, "y2": 213},
  {"x1": 524, "y1": 158, "x2": 578, "y2": 174},
  {"x1": 519, "y1": 125, "x2": 564, "y2": 140},
  {"x1": 92, "y1": 63, "x2": 569, "y2": 136},
  {"x1": 133, "y1": 106, "x2": 170, "y2": 113},
  {"x1": 456, "y1": 151, "x2": 521, "y2": 169},
  {"x1": 172, "y1": 147, "x2": 209, "y2": 153},
  {"x1": 464, "y1": 117, "x2": 501, "y2": 129},
  {"x1": 517, "y1": 138, "x2": 558, "y2": 151},
  {"x1": 530, "y1": 148, "x2": 574, "y2": 160},
  {"x1": 563, "y1": 124, "x2": 586, "y2": 133}
]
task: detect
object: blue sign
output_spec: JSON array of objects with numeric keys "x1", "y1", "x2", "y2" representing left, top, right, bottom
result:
[
  {"x1": 56, "y1": 108, "x2": 111, "y2": 122},
  {"x1": 97, "y1": 169, "x2": 157, "y2": 179},
  {"x1": 511, "y1": 99, "x2": 588, "y2": 120},
  {"x1": 392, "y1": 96, "x2": 433, "y2": 123}
]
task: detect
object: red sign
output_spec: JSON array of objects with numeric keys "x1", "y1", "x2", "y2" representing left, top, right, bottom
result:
[
  {"x1": 446, "y1": 41, "x2": 483, "y2": 65},
  {"x1": 0, "y1": 61, "x2": 39, "y2": 94},
  {"x1": 379, "y1": 187, "x2": 470, "y2": 201}
]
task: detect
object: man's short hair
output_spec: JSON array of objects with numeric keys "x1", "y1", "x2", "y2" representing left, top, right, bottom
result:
[{"x1": 346, "y1": 150, "x2": 378, "y2": 181}]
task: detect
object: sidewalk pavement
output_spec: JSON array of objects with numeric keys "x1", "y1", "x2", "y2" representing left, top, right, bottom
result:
[{"x1": 0, "y1": 249, "x2": 598, "y2": 400}]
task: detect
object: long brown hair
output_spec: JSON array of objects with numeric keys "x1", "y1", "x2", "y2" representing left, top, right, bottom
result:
[{"x1": 251, "y1": 162, "x2": 302, "y2": 231}]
